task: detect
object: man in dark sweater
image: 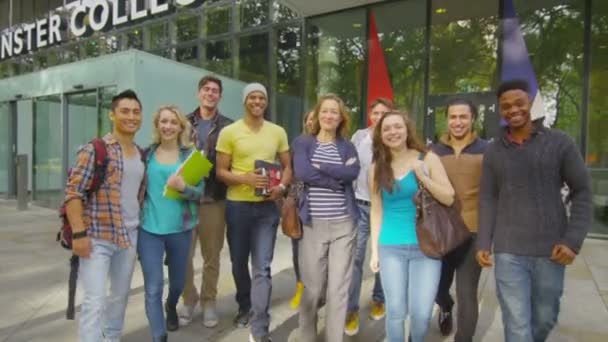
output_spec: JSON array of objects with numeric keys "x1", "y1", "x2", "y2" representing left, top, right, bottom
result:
[{"x1": 477, "y1": 80, "x2": 592, "y2": 342}]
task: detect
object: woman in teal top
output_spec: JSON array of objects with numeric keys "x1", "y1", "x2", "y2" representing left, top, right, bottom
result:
[
  {"x1": 368, "y1": 111, "x2": 454, "y2": 342},
  {"x1": 138, "y1": 105, "x2": 204, "y2": 342}
]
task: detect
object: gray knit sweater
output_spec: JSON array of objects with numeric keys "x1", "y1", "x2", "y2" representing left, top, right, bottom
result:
[{"x1": 477, "y1": 119, "x2": 592, "y2": 256}]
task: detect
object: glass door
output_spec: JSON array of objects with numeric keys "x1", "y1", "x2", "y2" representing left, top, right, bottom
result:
[
  {"x1": 32, "y1": 95, "x2": 63, "y2": 207},
  {"x1": 0, "y1": 102, "x2": 11, "y2": 196}
]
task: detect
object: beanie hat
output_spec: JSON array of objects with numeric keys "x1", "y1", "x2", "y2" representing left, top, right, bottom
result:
[{"x1": 243, "y1": 83, "x2": 268, "y2": 103}]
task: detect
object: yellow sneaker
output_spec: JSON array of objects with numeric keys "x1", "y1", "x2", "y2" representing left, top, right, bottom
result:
[
  {"x1": 290, "y1": 282, "x2": 304, "y2": 309},
  {"x1": 344, "y1": 311, "x2": 359, "y2": 336},
  {"x1": 369, "y1": 300, "x2": 386, "y2": 320}
]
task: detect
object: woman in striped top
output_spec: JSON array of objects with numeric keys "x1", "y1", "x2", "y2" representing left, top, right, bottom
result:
[{"x1": 292, "y1": 94, "x2": 360, "y2": 342}]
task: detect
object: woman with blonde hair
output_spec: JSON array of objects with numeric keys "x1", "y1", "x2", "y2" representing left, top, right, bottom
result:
[
  {"x1": 292, "y1": 94, "x2": 360, "y2": 342},
  {"x1": 138, "y1": 105, "x2": 204, "y2": 342},
  {"x1": 369, "y1": 111, "x2": 454, "y2": 342}
]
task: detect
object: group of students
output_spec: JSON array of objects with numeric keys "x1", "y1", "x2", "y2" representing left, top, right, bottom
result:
[{"x1": 64, "y1": 75, "x2": 592, "y2": 342}]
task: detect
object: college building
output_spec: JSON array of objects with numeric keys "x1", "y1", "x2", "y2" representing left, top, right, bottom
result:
[{"x1": 0, "y1": 0, "x2": 606, "y2": 237}]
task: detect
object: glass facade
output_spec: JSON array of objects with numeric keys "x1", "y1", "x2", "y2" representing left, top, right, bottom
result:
[{"x1": 0, "y1": 0, "x2": 606, "y2": 234}]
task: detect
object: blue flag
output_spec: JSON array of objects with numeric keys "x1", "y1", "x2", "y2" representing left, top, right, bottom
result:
[{"x1": 501, "y1": 0, "x2": 551, "y2": 126}]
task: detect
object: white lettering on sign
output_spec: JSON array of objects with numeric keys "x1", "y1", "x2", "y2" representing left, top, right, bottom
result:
[{"x1": 0, "y1": 0, "x2": 207, "y2": 62}]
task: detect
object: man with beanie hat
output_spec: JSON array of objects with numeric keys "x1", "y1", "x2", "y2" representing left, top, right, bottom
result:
[{"x1": 216, "y1": 83, "x2": 292, "y2": 342}]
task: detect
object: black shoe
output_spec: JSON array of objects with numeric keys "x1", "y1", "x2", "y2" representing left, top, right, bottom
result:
[
  {"x1": 165, "y1": 302, "x2": 179, "y2": 332},
  {"x1": 233, "y1": 308, "x2": 251, "y2": 328},
  {"x1": 438, "y1": 308, "x2": 453, "y2": 336}
]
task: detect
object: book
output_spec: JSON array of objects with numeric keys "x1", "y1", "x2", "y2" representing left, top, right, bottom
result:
[
  {"x1": 163, "y1": 149, "x2": 213, "y2": 200},
  {"x1": 254, "y1": 160, "x2": 282, "y2": 197}
]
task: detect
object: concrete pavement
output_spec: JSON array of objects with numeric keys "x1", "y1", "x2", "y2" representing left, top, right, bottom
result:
[{"x1": 1, "y1": 199, "x2": 608, "y2": 342}]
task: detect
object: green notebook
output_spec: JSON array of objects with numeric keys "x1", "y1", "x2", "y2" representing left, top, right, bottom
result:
[{"x1": 163, "y1": 149, "x2": 213, "y2": 200}]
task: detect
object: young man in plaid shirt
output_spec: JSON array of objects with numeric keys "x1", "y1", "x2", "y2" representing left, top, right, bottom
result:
[{"x1": 64, "y1": 90, "x2": 146, "y2": 342}]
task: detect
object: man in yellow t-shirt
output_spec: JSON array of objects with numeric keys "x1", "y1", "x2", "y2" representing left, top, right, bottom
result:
[{"x1": 216, "y1": 83, "x2": 292, "y2": 342}]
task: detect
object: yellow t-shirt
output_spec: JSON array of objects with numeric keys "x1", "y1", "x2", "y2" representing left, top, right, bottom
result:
[{"x1": 216, "y1": 119, "x2": 289, "y2": 202}]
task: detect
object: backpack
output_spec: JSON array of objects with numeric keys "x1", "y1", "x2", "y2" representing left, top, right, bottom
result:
[{"x1": 57, "y1": 138, "x2": 108, "y2": 250}]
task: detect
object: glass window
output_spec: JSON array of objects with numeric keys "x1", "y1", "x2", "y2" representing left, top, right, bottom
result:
[
  {"x1": 124, "y1": 28, "x2": 144, "y2": 50},
  {"x1": 206, "y1": 5, "x2": 232, "y2": 36},
  {"x1": 588, "y1": 0, "x2": 608, "y2": 235},
  {"x1": 0, "y1": 0, "x2": 9, "y2": 31},
  {"x1": 373, "y1": 0, "x2": 427, "y2": 133},
  {"x1": 429, "y1": 0, "x2": 499, "y2": 141},
  {"x1": 516, "y1": 0, "x2": 585, "y2": 144},
  {"x1": 146, "y1": 21, "x2": 171, "y2": 50},
  {"x1": 0, "y1": 102, "x2": 9, "y2": 193},
  {"x1": 306, "y1": 9, "x2": 367, "y2": 130},
  {"x1": 275, "y1": 25, "x2": 302, "y2": 139},
  {"x1": 273, "y1": 1, "x2": 299, "y2": 23},
  {"x1": 177, "y1": 44, "x2": 199, "y2": 66},
  {"x1": 237, "y1": 33, "x2": 269, "y2": 83},
  {"x1": 239, "y1": 0, "x2": 270, "y2": 30},
  {"x1": 33, "y1": 95, "x2": 63, "y2": 208},
  {"x1": 67, "y1": 91, "x2": 99, "y2": 168},
  {"x1": 204, "y1": 39, "x2": 233, "y2": 76},
  {"x1": 176, "y1": 15, "x2": 200, "y2": 43}
]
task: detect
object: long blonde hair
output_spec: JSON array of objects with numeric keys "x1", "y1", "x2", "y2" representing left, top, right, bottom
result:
[{"x1": 152, "y1": 105, "x2": 192, "y2": 147}]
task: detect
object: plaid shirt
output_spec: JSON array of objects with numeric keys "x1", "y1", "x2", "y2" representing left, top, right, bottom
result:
[{"x1": 64, "y1": 134, "x2": 146, "y2": 248}]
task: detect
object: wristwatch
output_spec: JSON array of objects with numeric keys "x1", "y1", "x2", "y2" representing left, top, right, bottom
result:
[
  {"x1": 278, "y1": 183, "x2": 287, "y2": 192},
  {"x1": 72, "y1": 231, "x2": 88, "y2": 239}
]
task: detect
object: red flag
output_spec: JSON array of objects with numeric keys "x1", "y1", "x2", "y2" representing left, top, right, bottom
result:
[{"x1": 367, "y1": 10, "x2": 394, "y2": 126}]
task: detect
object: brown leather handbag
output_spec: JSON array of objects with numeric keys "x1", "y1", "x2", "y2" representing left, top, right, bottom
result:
[
  {"x1": 414, "y1": 156, "x2": 471, "y2": 258},
  {"x1": 280, "y1": 182, "x2": 303, "y2": 239}
]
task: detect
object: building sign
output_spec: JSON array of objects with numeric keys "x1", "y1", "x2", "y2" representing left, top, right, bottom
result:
[{"x1": 0, "y1": 0, "x2": 205, "y2": 62}]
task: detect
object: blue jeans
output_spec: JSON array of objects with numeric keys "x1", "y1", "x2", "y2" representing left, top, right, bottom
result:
[
  {"x1": 137, "y1": 229, "x2": 192, "y2": 339},
  {"x1": 78, "y1": 229, "x2": 138, "y2": 342},
  {"x1": 495, "y1": 253, "x2": 565, "y2": 342},
  {"x1": 225, "y1": 200, "x2": 279, "y2": 337},
  {"x1": 348, "y1": 203, "x2": 384, "y2": 312},
  {"x1": 379, "y1": 244, "x2": 441, "y2": 342}
]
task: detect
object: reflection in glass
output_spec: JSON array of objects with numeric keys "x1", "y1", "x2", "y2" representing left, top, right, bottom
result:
[
  {"x1": 206, "y1": 5, "x2": 232, "y2": 36},
  {"x1": 239, "y1": 0, "x2": 269, "y2": 29},
  {"x1": 589, "y1": 0, "x2": 608, "y2": 235},
  {"x1": 204, "y1": 40, "x2": 232, "y2": 76},
  {"x1": 306, "y1": 10, "x2": 366, "y2": 129},
  {"x1": 516, "y1": 0, "x2": 584, "y2": 144},
  {"x1": 33, "y1": 95, "x2": 63, "y2": 207},
  {"x1": 0, "y1": 103, "x2": 9, "y2": 193},
  {"x1": 273, "y1": 1, "x2": 299, "y2": 22},
  {"x1": 177, "y1": 45, "x2": 199, "y2": 66},
  {"x1": 147, "y1": 21, "x2": 170, "y2": 50},
  {"x1": 430, "y1": 0, "x2": 498, "y2": 94},
  {"x1": 124, "y1": 28, "x2": 144, "y2": 50},
  {"x1": 67, "y1": 91, "x2": 99, "y2": 168},
  {"x1": 176, "y1": 15, "x2": 200, "y2": 43},
  {"x1": 275, "y1": 25, "x2": 302, "y2": 139},
  {"x1": 374, "y1": 0, "x2": 427, "y2": 133},
  {"x1": 238, "y1": 33, "x2": 269, "y2": 83}
]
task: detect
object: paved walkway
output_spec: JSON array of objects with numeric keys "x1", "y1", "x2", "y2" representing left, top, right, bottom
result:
[{"x1": 1, "y1": 199, "x2": 607, "y2": 342}]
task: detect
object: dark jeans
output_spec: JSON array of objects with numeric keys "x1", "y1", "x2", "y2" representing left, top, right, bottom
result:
[
  {"x1": 495, "y1": 253, "x2": 565, "y2": 342},
  {"x1": 435, "y1": 235, "x2": 481, "y2": 342},
  {"x1": 348, "y1": 203, "x2": 384, "y2": 312},
  {"x1": 292, "y1": 238, "x2": 301, "y2": 282},
  {"x1": 225, "y1": 200, "x2": 279, "y2": 337},
  {"x1": 138, "y1": 229, "x2": 192, "y2": 339}
]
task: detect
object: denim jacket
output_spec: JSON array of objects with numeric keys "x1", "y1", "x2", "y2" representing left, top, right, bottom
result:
[{"x1": 291, "y1": 134, "x2": 360, "y2": 226}]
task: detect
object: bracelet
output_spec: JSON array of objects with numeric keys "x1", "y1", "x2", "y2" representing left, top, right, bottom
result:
[{"x1": 72, "y1": 230, "x2": 88, "y2": 239}]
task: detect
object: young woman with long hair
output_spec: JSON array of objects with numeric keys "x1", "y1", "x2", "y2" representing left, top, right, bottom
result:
[
  {"x1": 292, "y1": 94, "x2": 360, "y2": 342},
  {"x1": 138, "y1": 105, "x2": 204, "y2": 342},
  {"x1": 368, "y1": 111, "x2": 454, "y2": 342}
]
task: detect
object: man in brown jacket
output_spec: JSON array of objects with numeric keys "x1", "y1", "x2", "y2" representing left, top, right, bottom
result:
[{"x1": 431, "y1": 98, "x2": 488, "y2": 341}]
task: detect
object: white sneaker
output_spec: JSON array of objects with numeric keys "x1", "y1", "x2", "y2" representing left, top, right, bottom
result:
[
  {"x1": 178, "y1": 303, "x2": 200, "y2": 326},
  {"x1": 203, "y1": 302, "x2": 220, "y2": 328}
]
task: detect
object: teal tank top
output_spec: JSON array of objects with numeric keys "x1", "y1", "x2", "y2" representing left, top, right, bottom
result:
[
  {"x1": 379, "y1": 171, "x2": 419, "y2": 245},
  {"x1": 141, "y1": 154, "x2": 185, "y2": 235}
]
